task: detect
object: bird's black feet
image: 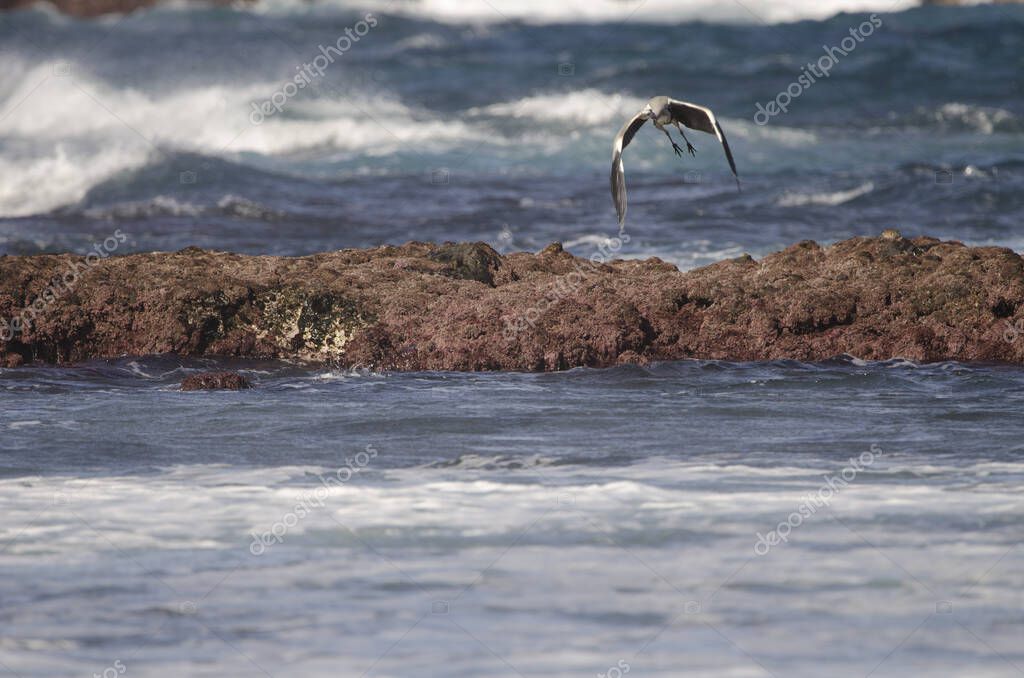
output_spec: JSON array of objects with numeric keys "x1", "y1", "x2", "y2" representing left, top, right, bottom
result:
[
  {"x1": 686, "y1": 142, "x2": 697, "y2": 156},
  {"x1": 671, "y1": 142, "x2": 685, "y2": 157}
]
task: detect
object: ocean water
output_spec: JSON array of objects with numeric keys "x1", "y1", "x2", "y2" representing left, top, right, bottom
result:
[{"x1": 2, "y1": 1, "x2": 1024, "y2": 676}]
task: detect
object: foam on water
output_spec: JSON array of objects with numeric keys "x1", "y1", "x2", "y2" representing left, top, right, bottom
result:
[
  {"x1": 915, "y1": 102, "x2": 1022, "y2": 135},
  {"x1": 251, "y1": 0, "x2": 919, "y2": 24},
  {"x1": 2, "y1": 457, "x2": 1021, "y2": 552},
  {"x1": 1, "y1": 456, "x2": 1021, "y2": 675},
  {"x1": 469, "y1": 89, "x2": 645, "y2": 126},
  {"x1": 0, "y1": 62, "x2": 484, "y2": 216},
  {"x1": 777, "y1": 181, "x2": 875, "y2": 207}
]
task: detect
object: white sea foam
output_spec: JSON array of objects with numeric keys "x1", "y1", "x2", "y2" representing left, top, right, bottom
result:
[
  {"x1": 0, "y1": 65, "x2": 679, "y2": 218},
  {"x1": 251, "y1": 0, "x2": 918, "y2": 24},
  {"x1": 927, "y1": 102, "x2": 1020, "y2": 134},
  {"x1": 562, "y1": 233, "x2": 626, "y2": 249},
  {"x1": 777, "y1": 181, "x2": 875, "y2": 207},
  {"x1": 469, "y1": 89, "x2": 644, "y2": 126},
  {"x1": 0, "y1": 55, "x2": 989, "y2": 221},
  {"x1": 0, "y1": 61, "x2": 484, "y2": 216},
  {"x1": 82, "y1": 195, "x2": 204, "y2": 220},
  {"x1": 215, "y1": 194, "x2": 286, "y2": 220},
  {"x1": 392, "y1": 32, "x2": 449, "y2": 50},
  {"x1": 2, "y1": 457, "x2": 1020, "y2": 554},
  {"x1": 2, "y1": 458, "x2": 1022, "y2": 676},
  {"x1": 0, "y1": 141, "x2": 152, "y2": 219},
  {"x1": 7, "y1": 420, "x2": 42, "y2": 430}
]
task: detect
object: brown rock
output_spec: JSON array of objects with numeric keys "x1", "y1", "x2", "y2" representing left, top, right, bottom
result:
[
  {"x1": 180, "y1": 371, "x2": 252, "y2": 391},
  {"x1": 2, "y1": 233, "x2": 1024, "y2": 371},
  {"x1": 428, "y1": 242, "x2": 503, "y2": 286}
]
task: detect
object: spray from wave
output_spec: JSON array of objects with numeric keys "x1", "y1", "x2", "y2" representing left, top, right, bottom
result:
[
  {"x1": 251, "y1": 0, "x2": 918, "y2": 24},
  {"x1": 0, "y1": 60, "x2": 482, "y2": 216}
]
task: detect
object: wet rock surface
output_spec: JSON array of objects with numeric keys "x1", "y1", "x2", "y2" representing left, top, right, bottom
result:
[
  {"x1": 2, "y1": 235, "x2": 1023, "y2": 371},
  {"x1": 180, "y1": 371, "x2": 252, "y2": 391}
]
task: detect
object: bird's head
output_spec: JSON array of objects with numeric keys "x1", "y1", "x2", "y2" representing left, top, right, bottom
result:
[{"x1": 641, "y1": 104, "x2": 655, "y2": 119}]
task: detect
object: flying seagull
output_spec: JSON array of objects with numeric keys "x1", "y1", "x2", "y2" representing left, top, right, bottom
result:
[{"x1": 611, "y1": 95, "x2": 740, "y2": 225}]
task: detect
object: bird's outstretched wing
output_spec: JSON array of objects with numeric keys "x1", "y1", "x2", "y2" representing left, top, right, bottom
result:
[
  {"x1": 611, "y1": 111, "x2": 648, "y2": 225},
  {"x1": 667, "y1": 99, "x2": 740, "y2": 189}
]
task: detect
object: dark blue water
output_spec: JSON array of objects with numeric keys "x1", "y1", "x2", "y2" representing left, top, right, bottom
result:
[
  {"x1": 2, "y1": 355, "x2": 1024, "y2": 475},
  {"x1": 1, "y1": 2, "x2": 1023, "y2": 676},
  {"x1": 0, "y1": 3, "x2": 1022, "y2": 262}
]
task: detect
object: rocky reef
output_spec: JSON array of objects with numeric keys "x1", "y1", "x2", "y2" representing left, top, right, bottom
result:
[
  {"x1": 180, "y1": 371, "x2": 252, "y2": 391},
  {"x1": 2, "y1": 233, "x2": 1024, "y2": 370}
]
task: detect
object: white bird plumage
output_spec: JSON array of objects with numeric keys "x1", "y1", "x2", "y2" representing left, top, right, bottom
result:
[{"x1": 611, "y1": 95, "x2": 740, "y2": 226}]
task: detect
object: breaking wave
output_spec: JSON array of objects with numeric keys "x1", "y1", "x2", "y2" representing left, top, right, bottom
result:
[
  {"x1": 777, "y1": 181, "x2": 875, "y2": 207},
  {"x1": 0, "y1": 61, "x2": 482, "y2": 216},
  {"x1": 909, "y1": 102, "x2": 1022, "y2": 135},
  {"x1": 250, "y1": 0, "x2": 918, "y2": 24},
  {"x1": 469, "y1": 90, "x2": 644, "y2": 126}
]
